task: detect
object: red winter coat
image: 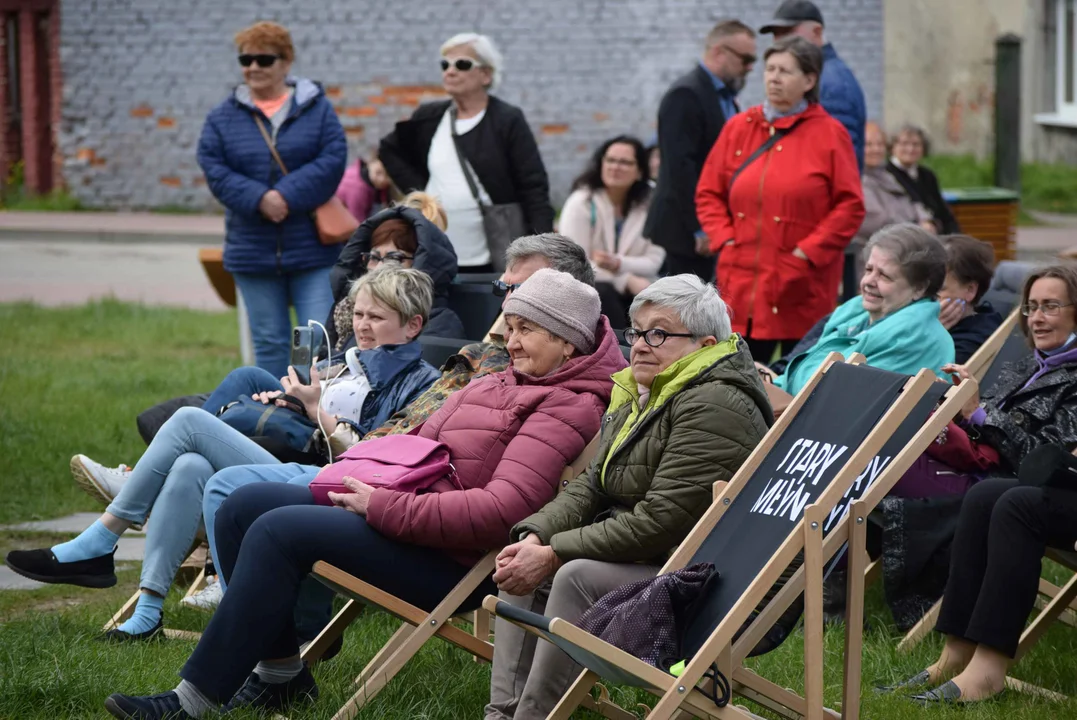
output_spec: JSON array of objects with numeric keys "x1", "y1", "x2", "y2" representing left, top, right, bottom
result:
[
  {"x1": 365, "y1": 317, "x2": 627, "y2": 564},
  {"x1": 696, "y1": 103, "x2": 864, "y2": 341}
]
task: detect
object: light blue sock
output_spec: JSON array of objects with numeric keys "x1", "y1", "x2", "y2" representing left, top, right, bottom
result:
[
  {"x1": 51, "y1": 519, "x2": 120, "y2": 563},
  {"x1": 115, "y1": 592, "x2": 164, "y2": 635}
]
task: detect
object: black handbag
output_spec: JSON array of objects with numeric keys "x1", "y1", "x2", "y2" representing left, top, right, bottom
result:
[
  {"x1": 1018, "y1": 444, "x2": 1077, "y2": 491},
  {"x1": 448, "y1": 106, "x2": 527, "y2": 272}
]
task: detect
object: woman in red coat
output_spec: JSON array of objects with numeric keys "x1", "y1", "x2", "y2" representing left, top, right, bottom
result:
[{"x1": 696, "y1": 36, "x2": 864, "y2": 361}]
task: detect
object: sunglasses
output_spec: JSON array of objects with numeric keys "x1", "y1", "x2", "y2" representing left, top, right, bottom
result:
[
  {"x1": 491, "y1": 280, "x2": 522, "y2": 297},
  {"x1": 720, "y1": 45, "x2": 757, "y2": 66},
  {"x1": 440, "y1": 57, "x2": 484, "y2": 72},
  {"x1": 361, "y1": 251, "x2": 414, "y2": 266},
  {"x1": 238, "y1": 54, "x2": 280, "y2": 68}
]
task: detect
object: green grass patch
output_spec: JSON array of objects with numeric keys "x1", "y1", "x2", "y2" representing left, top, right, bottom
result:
[
  {"x1": 2, "y1": 302, "x2": 1077, "y2": 718},
  {"x1": 923, "y1": 155, "x2": 1077, "y2": 215}
]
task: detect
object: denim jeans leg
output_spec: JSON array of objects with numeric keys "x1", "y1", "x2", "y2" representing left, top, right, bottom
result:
[
  {"x1": 288, "y1": 266, "x2": 335, "y2": 330},
  {"x1": 202, "y1": 366, "x2": 285, "y2": 416},
  {"x1": 234, "y1": 272, "x2": 292, "y2": 379},
  {"x1": 203, "y1": 463, "x2": 319, "y2": 591}
]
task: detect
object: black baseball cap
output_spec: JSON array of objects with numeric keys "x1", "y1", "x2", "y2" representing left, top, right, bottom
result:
[{"x1": 759, "y1": 0, "x2": 825, "y2": 34}]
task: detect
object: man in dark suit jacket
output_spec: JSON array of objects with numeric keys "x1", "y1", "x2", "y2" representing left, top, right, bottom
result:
[{"x1": 644, "y1": 19, "x2": 757, "y2": 281}]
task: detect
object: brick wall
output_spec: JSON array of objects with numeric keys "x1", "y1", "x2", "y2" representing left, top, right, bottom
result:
[{"x1": 57, "y1": 0, "x2": 883, "y2": 210}]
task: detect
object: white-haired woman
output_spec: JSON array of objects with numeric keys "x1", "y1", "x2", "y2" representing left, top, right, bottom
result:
[
  {"x1": 378, "y1": 32, "x2": 554, "y2": 272},
  {"x1": 486, "y1": 274, "x2": 774, "y2": 720}
]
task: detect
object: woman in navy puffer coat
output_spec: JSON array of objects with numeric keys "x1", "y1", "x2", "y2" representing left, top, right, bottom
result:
[{"x1": 197, "y1": 21, "x2": 347, "y2": 378}]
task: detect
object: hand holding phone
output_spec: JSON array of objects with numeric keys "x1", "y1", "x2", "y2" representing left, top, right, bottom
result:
[{"x1": 290, "y1": 326, "x2": 317, "y2": 385}]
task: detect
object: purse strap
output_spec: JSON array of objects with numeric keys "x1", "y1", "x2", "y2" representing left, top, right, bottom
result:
[
  {"x1": 447, "y1": 105, "x2": 485, "y2": 208},
  {"x1": 253, "y1": 114, "x2": 289, "y2": 175}
]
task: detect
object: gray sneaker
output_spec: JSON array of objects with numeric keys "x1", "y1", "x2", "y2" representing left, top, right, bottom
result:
[{"x1": 71, "y1": 454, "x2": 132, "y2": 505}]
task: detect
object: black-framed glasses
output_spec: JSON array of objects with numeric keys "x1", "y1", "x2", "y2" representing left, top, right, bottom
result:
[
  {"x1": 361, "y1": 251, "x2": 414, "y2": 266},
  {"x1": 238, "y1": 54, "x2": 280, "y2": 68},
  {"x1": 623, "y1": 328, "x2": 696, "y2": 348},
  {"x1": 491, "y1": 280, "x2": 522, "y2": 297},
  {"x1": 720, "y1": 45, "x2": 757, "y2": 66},
  {"x1": 440, "y1": 57, "x2": 483, "y2": 72},
  {"x1": 1021, "y1": 301, "x2": 1074, "y2": 317}
]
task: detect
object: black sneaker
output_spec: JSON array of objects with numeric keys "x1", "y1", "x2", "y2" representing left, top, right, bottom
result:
[
  {"x1": 99, "y1": 616, "x2": 164, "y2": 643},
  {"x1": 5, "y1": 548, "x2": 116, "y2": 588},
  {"x1": 223, "y1": 664, "x2": 318, "y2": 712},
  {"x1": 104, "y1": 690, "x2": 195, "y2": 719}
]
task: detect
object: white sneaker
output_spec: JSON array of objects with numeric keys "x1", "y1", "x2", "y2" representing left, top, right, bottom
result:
[
  {"x1": 70, "y1": 454, "x2": 132, "y2": 505},
  {"x1": 180, "y1": 578, "x2": 223, "y2": 612}
]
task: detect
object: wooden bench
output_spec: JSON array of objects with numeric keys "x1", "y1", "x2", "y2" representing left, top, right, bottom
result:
[{"x1": 198, "y1": 247, "x2": 253, "y2": 365}]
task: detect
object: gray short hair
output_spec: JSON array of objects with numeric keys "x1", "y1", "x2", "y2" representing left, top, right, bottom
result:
[
  {"x1": 440, "y1": 32, "x2": 503, "y2": 91},
  {"x1": 864, "y1": 223, "x2": 947, "y2": 298},
  {"x1": 894, "y1": 123, "x2": 932, "y2": 156},
  {"x1": 629, "y1": 274, "x2": 732, "y2": 340},
  {"x1": 505, "y1": 233, "x2": 596, "y2": 286},
  {"x1": 349, "y1": 266, "x2": 433, "y2": 327}
]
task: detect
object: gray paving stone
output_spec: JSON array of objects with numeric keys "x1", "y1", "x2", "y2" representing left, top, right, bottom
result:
[{"x1": 3, "y1": 512, "x2": 145, "y2": 535}]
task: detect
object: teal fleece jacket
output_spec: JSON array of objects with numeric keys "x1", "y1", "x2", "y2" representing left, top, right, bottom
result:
[{"x1": 776, "y1": 296, "x2": 954, "y2": 395}]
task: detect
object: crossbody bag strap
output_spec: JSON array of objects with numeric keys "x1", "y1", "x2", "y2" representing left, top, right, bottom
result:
[
  {"x1": 253, "y1": 113, "x2": 289, "y2": 175},
  {"x1": 447, "y1": 105, "x2": 484, "y2": 207},
  {"x1": 728, "y1": 122, "x2": 797, "y2": 191}
]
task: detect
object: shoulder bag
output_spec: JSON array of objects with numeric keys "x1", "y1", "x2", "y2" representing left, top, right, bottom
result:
[
  {"x1": 448, "y1": 106, "x2": 527, "y2": 272},
  {"x1": 728, "y1": 122, "x2": 798, "y2": 191},
  {"x1": 254, "y1": 114, "x2": 358, "y2": 245}
]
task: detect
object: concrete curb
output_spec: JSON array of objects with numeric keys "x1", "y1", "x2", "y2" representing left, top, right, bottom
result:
[
  {"x1": 0, "y1": 228, "x2": 223, "y2": 245},
  {"x1": 0, "y1": 212, "x2": 225, "y2": 245}
]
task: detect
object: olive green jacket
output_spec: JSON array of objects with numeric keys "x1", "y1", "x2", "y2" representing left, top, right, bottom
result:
[{"x1": 513, "y1": 336, "x2": 773, "y2": 563}]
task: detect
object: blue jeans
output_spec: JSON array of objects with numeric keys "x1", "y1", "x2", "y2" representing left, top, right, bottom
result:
[
  {"x1": 202, "y1": 366, "x2": 284, "y2": 416},
  {"x1": 233, "y1": 266, "x2": 334, "y2": 380},
  {"x1": 105, "y1": 407, "x2": 278, "y2": 596}
]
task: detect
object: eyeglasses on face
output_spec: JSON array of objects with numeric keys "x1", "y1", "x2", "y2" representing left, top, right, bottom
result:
[
  {"x1": 491, "y1": 280, "x2": 522, "y2": 297},
  {"x1": 1021, "y1": 301, "x2": 1074, "y2": 317},
  {"x1": 238, "y1": 54, "x2": 280, "y2": 68},
  {"x1": 440, "y1": 57, "x2": 483, "y2": 72},
  {"x1": 721, "y1": 45, "x2": 757, "y2": 66},
  {"x1": 623, "y1": 327, "x2": 696, "y2": 348},
  {"x1": 361, "y1": 251, "x2": 413, "y2": 266}
]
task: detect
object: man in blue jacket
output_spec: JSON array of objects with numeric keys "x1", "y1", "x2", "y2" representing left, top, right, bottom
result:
[{"x1": 760, "y1": 0, "x2": 867, "y2": 171}]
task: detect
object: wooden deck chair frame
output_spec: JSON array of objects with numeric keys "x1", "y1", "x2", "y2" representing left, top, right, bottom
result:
[
  {"x1": 103, "y1": 540, "x2": 208, "y2": 641},
  {"x1": 485, "y1": 355, "x2": 976, "y2": 720},
  {"x1": 299, "y1": 432, "x2": 603, "y2": 720}
]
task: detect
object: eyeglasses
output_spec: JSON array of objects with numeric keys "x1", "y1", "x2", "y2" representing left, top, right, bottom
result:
[
  {"x1": 721, "y1": 45, "x2": 757, "y2": 66},
  {"x1": 623, "y1": 328, "x2": 696, "y2": 348},
  {"x1": 440, "y1": 57, "x2": 484, "y2": 72},
  {"x1": 238, "y1": 54, "x2": 280, "y2": 68},
  {"x1": 361, "y1": 251, "x2": 413, "y2": 266},
  {"x1": 1021, "y1": 301, "x2": 1074, "y2": 317},
  {"x1": 491, "y1": 280, "x2": 522, "y2": 297},
  {"x1": 602, "y1": 157, "x2": 638, "y2": 169}
]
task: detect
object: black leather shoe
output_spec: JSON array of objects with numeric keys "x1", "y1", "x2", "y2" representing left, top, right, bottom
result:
[
  {"x1": 104, "y1": 690, "x2": 195, "y2": 719},
  {"x1": 5, "y1": 548, "x2": 116, "y2": 588},
  {"x1": 875, "y1": 669, "x2": 932, "y2": 694},
  {"x1": 223, "y1": 664, "x2": 318, "y2": 712},
  {"x1": 99, "y1": 616, "x2": 164, "y2": 643}
]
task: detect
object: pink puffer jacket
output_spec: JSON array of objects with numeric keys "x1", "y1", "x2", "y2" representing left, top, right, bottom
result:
[{"x1": 365, "y1": 317, "x2": 627, "y2": 563}]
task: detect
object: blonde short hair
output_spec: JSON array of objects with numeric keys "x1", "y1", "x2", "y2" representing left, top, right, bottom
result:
[
  {"x1": 348, "y1": 266, "x2": 433, "y2": 328},
  {"x1": 440, "y1": 32, "x2": 503, "y2": 90},
  {"x1": 401, "y1": 191, "x2": 448, "y2": 231}
]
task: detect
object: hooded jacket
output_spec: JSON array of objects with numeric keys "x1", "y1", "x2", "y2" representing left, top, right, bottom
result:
[
  {"x1": 334, "y1": 340, "x2": 441, "y2": 439},
  {"x1": 327, "y1": 206, "x2": 465, "y2": 347},
  {"x1": 513, "y1": 337, "x2": 773, "y2": 563},
  {"x1": 197, "y1": 78, "x2": 347, "y2": 275},
  {"x1": 365, "y1": 317, "x2": 627, "y2": 564}
]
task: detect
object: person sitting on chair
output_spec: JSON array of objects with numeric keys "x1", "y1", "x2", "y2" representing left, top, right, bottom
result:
[
  {"x1": 4, "y1": 267, "x2": 440, "y2": 641},
  {"x1": 485, "y1": 274, "x2": 773, "y2": 720},
  {"x1": 95, "y1": 268, "x2": 627, "y2": 720},
  {"x1": 936, "y1": 234, "x2": 1002, "y2": 364},
  {"x1": 881, "y1": 263, "x2": 1077, "y2": 705}
]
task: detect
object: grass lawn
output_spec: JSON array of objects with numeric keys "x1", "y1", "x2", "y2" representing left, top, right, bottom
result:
[
  {"x1": 923, "y1": 155, "x2": 1077, "y2": 217},
  {"x1": 3, "y1": 301, "x2": 1077, "y2": 718}
]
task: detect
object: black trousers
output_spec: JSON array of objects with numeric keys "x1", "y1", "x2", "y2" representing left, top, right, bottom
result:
[
  {"x1": 663, "y1": 252, "x2": 715, "y2": 283},
  {"x1": 935, "y1": 478, "x2": 1077, "y2": 658},
  {"x1": 743, "y1": 320, "x2": 799, "y2": 364},
  {"x1": 180, "y1": 482, "x2": 496, "y2": 703},
  {"x1": 595, "y1": 282, "x2": 631, "y2": 331}
]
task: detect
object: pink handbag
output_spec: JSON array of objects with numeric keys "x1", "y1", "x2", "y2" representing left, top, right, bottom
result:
[{"x1": 309, "y1": 435, "x2": 457, "y2": 505}]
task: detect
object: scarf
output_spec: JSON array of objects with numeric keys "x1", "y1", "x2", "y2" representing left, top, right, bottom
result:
[{"x1": 763, "y1": 99, "x2": 808, "y2": 123}]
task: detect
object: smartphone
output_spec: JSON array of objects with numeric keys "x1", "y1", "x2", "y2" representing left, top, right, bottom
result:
[{"x1": 289, "y1": 326, "x2": 317, "y2": 385}]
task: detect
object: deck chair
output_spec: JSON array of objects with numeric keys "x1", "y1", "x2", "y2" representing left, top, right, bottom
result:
[
  {"x1": 299, "y1": 432, "x2": 603, "y2": 720},
  {"x1": 485, "y1": 356, "x2": 974, "y2": 720}
]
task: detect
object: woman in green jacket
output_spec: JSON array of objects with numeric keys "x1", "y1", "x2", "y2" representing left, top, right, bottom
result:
[{"x1": 486, "y1": 274, "x2": 773, "y2": 720}]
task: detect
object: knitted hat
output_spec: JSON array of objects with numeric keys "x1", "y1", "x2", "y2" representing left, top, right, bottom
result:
[{"x1": 503, "y1": 268, "x2": 600, "y2": 354}]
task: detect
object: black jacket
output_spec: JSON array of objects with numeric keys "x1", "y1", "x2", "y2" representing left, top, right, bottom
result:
[
  {"x1": 885, "y1": 162, "x2": 960, "y2": 234},
  {"x1": 378, "y1": 97, "x2": 554, "y2": 235},
  {"x1": 949, "y1": 302, "x2": 1003, "y2": 364},
  {"x1": 327, "y1": 206, "x2": 466, "y2": 347},
  {"x1": 644, "y1": 66, "x2": 736, "y2": 259}
]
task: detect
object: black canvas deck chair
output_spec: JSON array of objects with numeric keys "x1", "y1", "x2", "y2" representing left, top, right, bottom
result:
[
  {"x1": 484, "y1": 355, "x2": 974, "y2": 720},
  {"x1": 298, "y1": 432, "x2": 603, "y2": 720},
  {"x1": 966, "y1": 306, "x2": 1023, "y2": 388}
]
